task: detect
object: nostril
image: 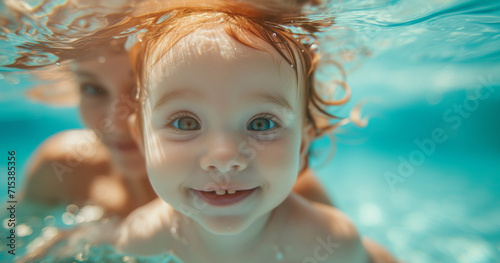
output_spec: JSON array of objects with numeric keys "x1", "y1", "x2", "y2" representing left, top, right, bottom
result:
[{"x1": 203, "y1": 161, "x2": 244, "y2": 174}]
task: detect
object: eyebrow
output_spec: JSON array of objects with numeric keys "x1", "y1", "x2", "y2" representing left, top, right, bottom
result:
[
  {"x1": 248, "y1": 92, "x2": 294, "y2": 112},
  {"x1": 153, "y1": 89, "x2": 204, "y2": 111}
]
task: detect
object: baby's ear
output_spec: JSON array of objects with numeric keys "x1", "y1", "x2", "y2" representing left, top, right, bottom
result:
[
  {"x1": 298, "y1": 123, "x2": 315, "y2": 173},
  {"x1": 128, "y1": 113, "x2": 145, "y2": 156}
]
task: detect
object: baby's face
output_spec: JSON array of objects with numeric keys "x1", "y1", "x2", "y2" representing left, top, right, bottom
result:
[{"x1": 140, "y1": 30, "x2": 310, "y2": 234}]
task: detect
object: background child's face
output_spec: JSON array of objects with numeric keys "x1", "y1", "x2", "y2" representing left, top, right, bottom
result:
[
  {"x1": 139, "y1": 29, "x2": 311, "y2": 234},
  {"x1": 75, "y1": 49, "x2": 145, "y2": 177}
]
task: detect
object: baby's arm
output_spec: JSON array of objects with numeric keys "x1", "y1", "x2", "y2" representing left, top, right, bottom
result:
[
  {"x1": 293, "y1": 167, "x2": 333, "y2": 206},
  {"x1": 311, "y1": 203, "x2": 397, "y2": 263},
  {"x1": 315, "y1": 205, "x2": 398, "y2": 263},
  {"x1": 286, "y1": 195, "x2": 396, "y2": 262}
]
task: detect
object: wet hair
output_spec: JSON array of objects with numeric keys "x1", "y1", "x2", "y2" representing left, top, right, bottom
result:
[{"x1": 129, "y1": 3, "x2": 350, "y2": 141}]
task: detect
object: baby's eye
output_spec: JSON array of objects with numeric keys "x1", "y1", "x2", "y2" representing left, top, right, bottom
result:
[
  {"x1": 248, "y1": 118, "x2": 276, "y2": 131},
  {"x1": 80, "y1": 83, "x2": 107, "y2": 97},
  {"x1": 172, "y1": 116, "x2": 200, "y2": 130}
]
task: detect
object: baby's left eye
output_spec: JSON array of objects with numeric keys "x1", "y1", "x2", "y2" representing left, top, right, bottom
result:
[{"x1": 248, "y1": 118, "x2": 276, "y2": 131}]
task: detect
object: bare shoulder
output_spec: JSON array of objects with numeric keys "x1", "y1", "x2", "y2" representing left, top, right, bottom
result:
[
  {"x1": 21, "y1": 129, "x2": 110, "y2": 204},
  {"x1": 115, "y1": 198, "x2": 173, "y2": 255},
  {"x1": 277, "y1": 194, "x2": 369, "y2": 263}
]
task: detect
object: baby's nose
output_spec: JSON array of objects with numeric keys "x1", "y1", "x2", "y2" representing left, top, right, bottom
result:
[{"x1": 200, "y1": 135, "x2": 248, "y2": 174}]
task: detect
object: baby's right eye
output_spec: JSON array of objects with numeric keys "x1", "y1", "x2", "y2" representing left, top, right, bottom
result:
[{"x1": 80, "y1": 83, "x2": 107, "y2": 97}]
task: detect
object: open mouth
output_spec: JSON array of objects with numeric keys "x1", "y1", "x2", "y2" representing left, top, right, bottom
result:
[{"x1": 191, "y1": 187, "x2": 258, "y2": 207}]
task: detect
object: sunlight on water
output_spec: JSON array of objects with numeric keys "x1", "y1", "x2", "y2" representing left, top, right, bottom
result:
[{"x1": 328, "y1": 0, "x2": 500, "y2": 62}]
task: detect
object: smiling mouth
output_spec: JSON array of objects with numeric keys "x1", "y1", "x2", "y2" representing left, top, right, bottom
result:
[{"x1": 191, "y1": 188, "x2": 258, "y2": 207}]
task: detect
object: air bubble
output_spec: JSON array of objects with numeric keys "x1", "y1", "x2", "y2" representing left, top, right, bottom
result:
[
  {"x1": 44, "y1": 215, "x2": 56, "y2": 226},
  {"x1": 62, "y1": 212, "x2": 76, "y2": 225},
  {"x1": 56, "y1": 63, "x2": 60, "y2": 66},
  {"x1": 272, "y1": 33, "x2": 277, "y2": 37},
  {"x1": 17, "y1": 224, "x2": 33, "y2": 237}
]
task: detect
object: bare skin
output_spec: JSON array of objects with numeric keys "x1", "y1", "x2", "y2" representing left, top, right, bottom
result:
[
  {"x1": 116, "y1": 195, "x2": 396, "y2": 263},
  {"x1": 116, "y1": 195, "x2": 365, "y2": 262},
  {"x1": 20, "y1": 195, "x2": 394, "y2": 263}
]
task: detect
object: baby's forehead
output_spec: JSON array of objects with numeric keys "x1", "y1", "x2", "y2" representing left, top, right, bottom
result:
[
  {"x1": 175, "y1": 28, "x2": 252, "y2": 60},
  {"x1": 144, "y1": 25, "x2": 302, "y2": 93},
  {"x1": 146, "y1": 27, "x2": 297, "y2": 89}
]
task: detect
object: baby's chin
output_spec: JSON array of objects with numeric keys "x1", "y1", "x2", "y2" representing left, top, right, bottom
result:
[{"x1": 194, "y1": 214, "x2": 257, "y2": 236}]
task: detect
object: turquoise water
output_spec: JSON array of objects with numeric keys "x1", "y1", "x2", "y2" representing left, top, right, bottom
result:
[{"x1": 1, "y1": 0, "x2": 500, "y2": 262}]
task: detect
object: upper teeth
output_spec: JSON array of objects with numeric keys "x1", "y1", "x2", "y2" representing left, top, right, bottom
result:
[{"x1": 215, "y1": 190, "x2": 237, "y2": 195}]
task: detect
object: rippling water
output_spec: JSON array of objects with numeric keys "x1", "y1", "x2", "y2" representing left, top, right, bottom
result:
[{"x1": 1, "y1": 0, "x2": 499, "y2": 262}]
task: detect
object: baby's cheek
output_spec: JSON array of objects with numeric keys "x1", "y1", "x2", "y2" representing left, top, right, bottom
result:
[
  {"x1": 146, "y1": 141, "x2": 194, "y2": 198},
  {"x1": 162, "y1": 142, "x2": 196, "y2": 165},
  {"x1": 145, "y1": 134, "x2": 194, "y2": 166},
  {"x1": 255, "y1": 136, "x2": 301, "y2": 184}
]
